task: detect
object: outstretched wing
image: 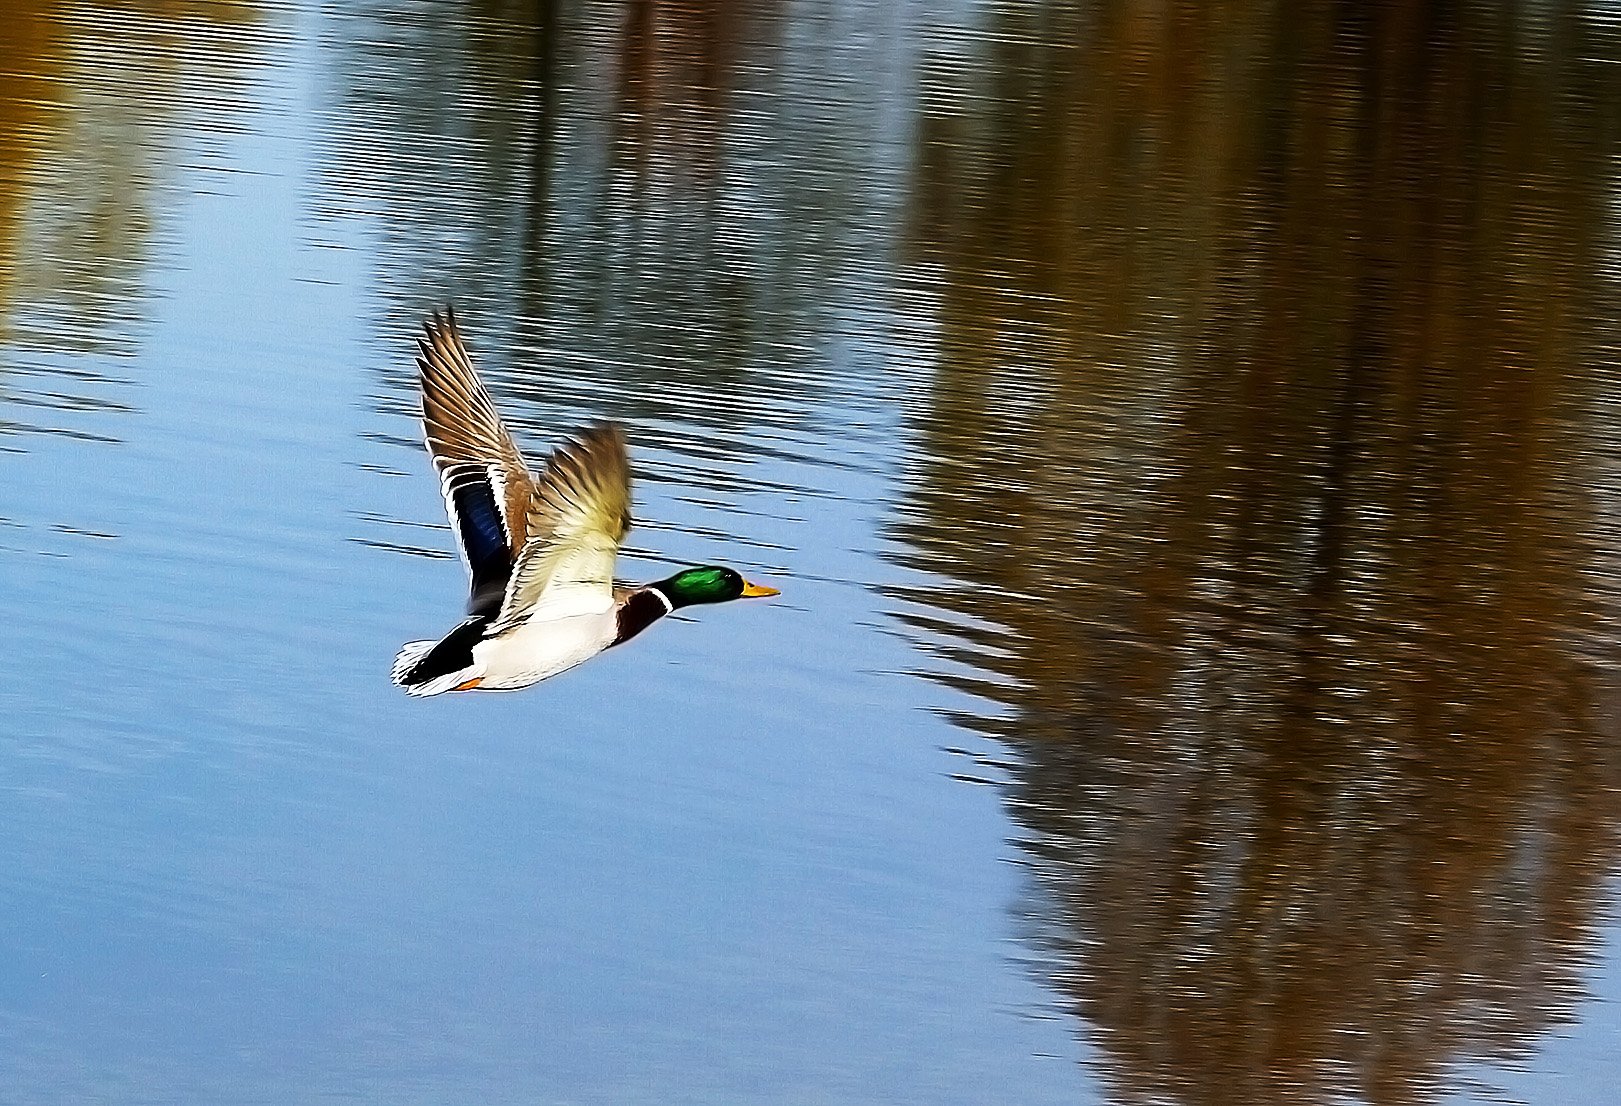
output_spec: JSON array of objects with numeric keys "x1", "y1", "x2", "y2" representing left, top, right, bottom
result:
[
  {"x1": 417, "y1": 308, "x2": 536, "y2": 615},
  {"x1": 489, "y1": 424, "x2": 632, "y2": 633}
]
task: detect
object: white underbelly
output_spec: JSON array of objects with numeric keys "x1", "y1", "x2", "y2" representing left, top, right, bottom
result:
[{"x1": 473, "y1": 611, "x2": 619, "y2": 689}]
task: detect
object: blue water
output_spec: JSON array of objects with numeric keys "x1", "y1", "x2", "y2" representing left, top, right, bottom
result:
[{"x1": 2, "y1": 2, "x2": 1618, "y2": 1103}]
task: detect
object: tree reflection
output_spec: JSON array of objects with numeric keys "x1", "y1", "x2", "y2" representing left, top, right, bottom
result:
[
  {"x1": 0, "y1": 0, "x2": 261, "y2": 439},
  {"x1": 0, "y1": 0, "x2": 64, "y2": 331},
  {"x1": 899, "y1": 2, "x2": 1621, "y2": 1103},
  {"x1": 323, "y1": 0, "x2": 881, "y2": 464}
]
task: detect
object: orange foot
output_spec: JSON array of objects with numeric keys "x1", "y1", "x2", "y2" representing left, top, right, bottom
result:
[{"x1": 453, "y1": 677, "x2": 484, "y2": 692}]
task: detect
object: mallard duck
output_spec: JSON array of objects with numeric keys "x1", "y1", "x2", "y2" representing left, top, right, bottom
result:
[{"x1": 391, "y1": 309, "x2": 779, "y2": 696}]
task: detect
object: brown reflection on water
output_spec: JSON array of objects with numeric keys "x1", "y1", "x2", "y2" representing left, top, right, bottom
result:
[
  {"x1": 0, "y1": 0, "x2": 261, "y2": 443},
  {"x1": 0, "y1": 1, "x2": 64, "y2": 331},
  {"x1": 899, "y1": 3, "x2": 1621, "y2": 1103},
  {"x1": 614, "y1": 0, "x2": 759, "y2": 186}
]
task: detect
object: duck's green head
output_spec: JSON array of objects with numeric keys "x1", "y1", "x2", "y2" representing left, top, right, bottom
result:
[{"x1": 652, "y1": 566, "x2": 780, "y2": 609}]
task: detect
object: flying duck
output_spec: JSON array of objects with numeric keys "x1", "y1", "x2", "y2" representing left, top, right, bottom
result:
[{"x1": 392, "y1": 310, "x2": 779, "y2": 696}]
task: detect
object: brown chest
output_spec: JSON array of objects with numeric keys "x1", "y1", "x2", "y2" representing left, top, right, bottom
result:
[{"x1": 612, "y1": 589, "x2": 671, "y2": 646}]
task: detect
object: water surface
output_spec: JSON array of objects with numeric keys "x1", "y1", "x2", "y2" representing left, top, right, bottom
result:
[{"x1": 2, "y1": 1, "x2": 1619, "y2": 1103}]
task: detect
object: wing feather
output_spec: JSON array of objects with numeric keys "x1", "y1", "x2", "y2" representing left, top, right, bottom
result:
[
  {"x1": 490, "y1": 424, "x2": 633, "y2": 633},
  {"x1": 417, "y1": 308, "x2": 536, "y2": 559},
  {"x1": 417, "y1": 309, "x2": 538, "y2": 612}
]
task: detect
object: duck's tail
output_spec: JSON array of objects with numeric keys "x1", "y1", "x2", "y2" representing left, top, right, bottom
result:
[{"x1": 392, "y1": 618, "x2": 488, "y2": 697}]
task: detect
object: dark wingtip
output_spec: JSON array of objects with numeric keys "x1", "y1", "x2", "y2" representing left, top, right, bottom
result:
[
  {"x1": 422, "y1": 304, "x2": 456, "y2": 339},
  {"x1": 417, "y1": 305, "x2": 462, "y2": 378}
]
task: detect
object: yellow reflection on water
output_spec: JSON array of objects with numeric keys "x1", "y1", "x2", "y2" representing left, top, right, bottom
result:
[
  {"x1": 0, "y1": 0, "x2": 260, "y2": 352},
  {"x1": 900, "y1": 2, "x2": 1621, "y2": 1103},
  {"x1": 0, "y1": 0, "x2": 67, "y2": 331}
]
